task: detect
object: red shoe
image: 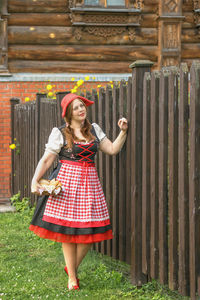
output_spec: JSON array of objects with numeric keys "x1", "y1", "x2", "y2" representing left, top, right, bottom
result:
[
  {"x1": 64, "y1": 266, "x2": 80, "y2": 286},
  {"x1": 67, "y1": 282, "x2": 79, "y2": 290}
]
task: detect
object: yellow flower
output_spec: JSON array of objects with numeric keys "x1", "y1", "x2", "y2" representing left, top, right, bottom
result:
[
  {"x1": 85, "y1": 76, "x2": 90, "y2": 81},
  {"x1": 71, "y1": 77, "x2": 75, "y2": 81},
  {"x1": 47, "y1": 92, "x2": 53, "y2": 97},
  {"x1": 9, "y1": 144, "x2": 16, "y2": 150},
  {"x1": 14, "y1": 138, "x2": 16, "y2": 141},
  {"x1": 52, "y1": 96, "x2": 56, "y2": 99},
  {"x1": 92, "y1": 77, "x2": 96, "y2": 80},
  {"x1": 71, "y1": 88, "x2": 77, "y2": 93},
  {"x1": 76, "y1": 79, "x2": 84, "y2": 87},
  {"x1": 25, "y1": 97, "x2": 30, "y2": 102},
  {"x1": 46, "y1": 84, "x2": 53, "y2": 91},
  {"x1": 97, "y1": 85, "x2": 101, "y2": 88},
  {"x1": 110, "y1": 84, "x2": 113, "y2": 88},
  {"x1": 109, "y1": 81, "x2": 113, "y2": 83}
]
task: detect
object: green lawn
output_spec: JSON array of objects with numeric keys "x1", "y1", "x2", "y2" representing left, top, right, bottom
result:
[{"x1": 0, "y1": 209, "x2": 189, "y2": 300}]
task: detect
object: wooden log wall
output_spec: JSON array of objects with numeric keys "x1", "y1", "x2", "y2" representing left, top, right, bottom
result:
[
  {"x1": 5, "y1": 0, "x2": 200, "y2": 73},
  {"x1": 0, "y1": 0, "x2": 178, "y2": 72}
]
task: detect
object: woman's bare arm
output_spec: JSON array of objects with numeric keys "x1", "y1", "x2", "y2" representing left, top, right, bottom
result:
[
  {"x1": 99, "y1": 118, "x2": 128, "y2": 155},
  {"x1": 31, "y1": 151, "x2": 57, "y2": 193}
]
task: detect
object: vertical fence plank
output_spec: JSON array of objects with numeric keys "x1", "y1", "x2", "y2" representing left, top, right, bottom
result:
[
  {"x1": 99, "y1": 88, "x2": 107, "y2": 255},
  {"x1": 56, "y1": 91, "x2": 69, "y2": 126},
  {"x1": 97, "y1": 88, "x2": 105, "y2": 254},
  {"x1": 189, "y1": 61, "x2": 200, "y2": 300},
  {"x1": 158, "y1": 69, "x2": 169, "y2": 285},
  {"x1": 30, "y1": 101, "x2": 37, "y2": 205},
  {"x1": 10, "y1": 98, "x2": 20, "y2": 196},
  {"x1": 35, "y1": 94, "x2": 44, "y2": 175},
  {"x1": 142, "y1": 72, "x2": 151, "y2": 276},
  {"x1": 178, "y1": 63, "x2": 190, "y2": 296},
  {"x1": 168, "y1": 67, "x2": 179, "y2": 291},
  {"x1": 150, "y1": 71, "x2": 160, "y2": 280},
  {"x1": 129, "y1": 60, "x2": 153, "y2": 285},
  {"x1": 125, "y1": 77, "x2": 132, "y2": 265},
  {"x1": 105, "y1": 86, "x2": 113, "y2": 257},
  {"x1": 91, "y1": 89, "x2": 99, "y2": 252},
  {"x1": 14, "y1": 105, "x2": 20, "y2": 196},
  {"x1": 118, "y1": 80, "x2": 127, "y2": 262},
  {"x1": 86, "y1": 90, "x2": 93, "y2": 122},
  {"x1": 112, "y1": 84, "x2": 120, "y2": 260}
]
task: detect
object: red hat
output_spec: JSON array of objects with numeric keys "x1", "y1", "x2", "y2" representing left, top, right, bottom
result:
[{"x1": 61, "y1": 93, "x2": 94, "y2": 118}]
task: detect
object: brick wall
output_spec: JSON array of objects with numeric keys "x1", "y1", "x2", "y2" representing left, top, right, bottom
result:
[{"x1": 0, "y1": 79, "x2": 112, "y2": 201}]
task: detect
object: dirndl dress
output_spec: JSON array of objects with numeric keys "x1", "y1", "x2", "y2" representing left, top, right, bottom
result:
[{"x1": 29, "y1": 123, "x2": 113, "y2": 244}]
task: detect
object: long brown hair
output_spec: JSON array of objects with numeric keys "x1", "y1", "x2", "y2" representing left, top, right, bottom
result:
[{"x1": 62, "y1": 99, "x2": 95, "y2": 149}]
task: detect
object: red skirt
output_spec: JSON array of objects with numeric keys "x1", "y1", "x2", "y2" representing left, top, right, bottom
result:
[
  {"x1": 29, "y1": 225, "x2": 113, "y2": 243},
  {"x1": 29, "y1": 160, "x2": 113, "y2": 243}
]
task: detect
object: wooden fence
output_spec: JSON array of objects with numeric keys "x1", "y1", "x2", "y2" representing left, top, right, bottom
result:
[{"x1": 11, "y1": 60, "x2": 200, "y2": 299}]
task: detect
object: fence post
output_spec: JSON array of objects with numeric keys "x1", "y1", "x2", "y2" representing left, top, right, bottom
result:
[
  {"x1": 129, "y1": 60, "x2": 154, "y2": 285},
  {"x1": 189, "y1": 61, "x2": 200, "y2": 300},
  {"x1": 178, "y1": 63, "x2": 189, "y2": 296}
]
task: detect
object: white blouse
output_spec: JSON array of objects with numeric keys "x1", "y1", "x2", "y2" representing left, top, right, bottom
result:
[{"x1": 45, "y1": 123, "x2": 107, "y2": 155}]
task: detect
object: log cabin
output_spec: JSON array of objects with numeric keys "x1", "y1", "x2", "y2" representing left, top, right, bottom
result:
[{"x1": 0, "y1": 0, "x2": 199, "y2": 74}]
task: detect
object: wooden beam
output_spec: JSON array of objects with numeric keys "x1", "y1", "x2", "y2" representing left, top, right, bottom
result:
[
  {"x1": 8, "y1": 60, "x2": 136, "y2": 73},
  {"x1": 8, "y1": 45, "x2": 158, "y2": 61},
  {"x1": 8, "y1": 0, "x2": 68, "y2": 13},
  {"x1": 8, "y1": 13, "x2": 71, "y2": 26},
  {"x1": 8, "y1": 26, "x2": 157, "y2": 45}
]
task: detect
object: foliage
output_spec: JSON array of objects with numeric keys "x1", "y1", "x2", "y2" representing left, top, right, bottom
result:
[
  {"x1": 9, "y1": 192, "x2": 32, "y2": 213},
  {"x1": 0, "y1": 211, "x2": 189, "y2": 300},
  {"x1": 9, "y1": 139, "x2": 20, "y2": 154}
]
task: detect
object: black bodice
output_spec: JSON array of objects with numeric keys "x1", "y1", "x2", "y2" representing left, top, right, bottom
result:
[{"x1": 58, "y1": 125, "x2": 99, "y2": 163}]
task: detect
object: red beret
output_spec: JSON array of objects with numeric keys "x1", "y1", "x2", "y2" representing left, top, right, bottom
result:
[{"x1": 61, "y1": 93, "x2": 94, "y2": 118}]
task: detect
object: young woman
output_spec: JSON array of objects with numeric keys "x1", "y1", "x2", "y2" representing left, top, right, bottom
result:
[{"x1": 30, "y1": 93, "x2": 128, "y2": 290}]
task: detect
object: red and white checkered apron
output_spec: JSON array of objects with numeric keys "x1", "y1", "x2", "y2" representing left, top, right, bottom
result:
[{"x1": 42, "y1": 160, "x2": 111, "y2": 228}]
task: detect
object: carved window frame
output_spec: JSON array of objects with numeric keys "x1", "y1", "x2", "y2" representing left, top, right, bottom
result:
[
  {"x1": 193, "y1": 0, "x2": 200, "y2": 27},
  {"x1": 69, "y1": 0, "x2": 143, "y2": 40}
]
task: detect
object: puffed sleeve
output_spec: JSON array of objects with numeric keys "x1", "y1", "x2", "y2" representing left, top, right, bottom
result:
[
  {"x1": 44, "y1": 127, "x2": 64, "y2": 155},
  {"x1": 92, "y1": 123, "x2": 107, "y2": 142}
]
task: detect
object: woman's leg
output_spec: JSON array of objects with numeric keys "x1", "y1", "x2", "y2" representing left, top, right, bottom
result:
[
  {"x1": 76, "y1": 243, "x2": 92, "y2": 271},
  {"x1": 62, "y1": 243, "x2": 77, "y2": 286}
]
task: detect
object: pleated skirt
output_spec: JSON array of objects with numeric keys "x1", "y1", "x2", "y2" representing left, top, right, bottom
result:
[{"x1": 29, "y1": 160, "x2": 113, "y2": 243}]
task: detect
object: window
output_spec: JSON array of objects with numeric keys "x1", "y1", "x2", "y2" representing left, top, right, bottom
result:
[
  {"x1": 107, "y1": 0, "x2": 125, "y2": 5},
  {"x1": 84, "y1": 0, "x2": 99, "y2": 5},
  {"x1": 70, "y1": 0, "x2": 142, "y2": 40},
  {"x1": 84, "y1": 0, "x2": 125, "y2": 6}
]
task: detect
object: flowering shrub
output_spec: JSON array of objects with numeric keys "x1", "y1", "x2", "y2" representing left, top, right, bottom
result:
[
  {"x1": 22, "y1": 76, "x2": 110, "y2": 103},
  {"x1": 9, "y1": 138, "x2": 20, "y2": 154}
]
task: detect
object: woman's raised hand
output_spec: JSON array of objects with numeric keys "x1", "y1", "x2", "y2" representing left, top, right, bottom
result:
[{"x1": 118, "y1": 117, "x2": 128, "y2": 132}]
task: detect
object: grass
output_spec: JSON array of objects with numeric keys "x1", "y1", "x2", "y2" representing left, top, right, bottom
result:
[{"x1": 0, "y1": 209, "x2": 189, "y2": 300}]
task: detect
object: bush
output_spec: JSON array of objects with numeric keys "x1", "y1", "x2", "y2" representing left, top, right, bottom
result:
[{"x1": 10, "y1": 192, "x2": 32, "y2": 212}]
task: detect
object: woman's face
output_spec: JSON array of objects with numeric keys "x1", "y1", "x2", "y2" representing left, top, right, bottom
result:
[{"x1": 71, "y1": 99, "x2": 87, "y2": 122}]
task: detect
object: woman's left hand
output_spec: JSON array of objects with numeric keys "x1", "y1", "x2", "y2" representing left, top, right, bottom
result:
[{"x1": 118, "y1": 117, "x2": 128, "y2": 132}]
